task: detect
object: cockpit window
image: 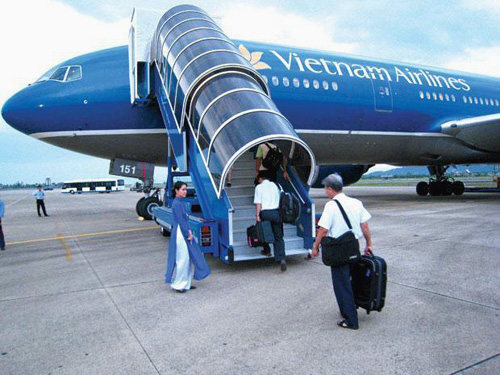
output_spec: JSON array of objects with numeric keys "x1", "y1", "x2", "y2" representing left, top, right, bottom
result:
[
  {"x1": 35, "y1": 67, "x2": 57, "y2": 83},
  {"x1": 66, "y1": 66, "x2": 82, "y2": 82},
  {"x1": 50, "y1": 67, "x2": 69, "y2": 81},
  {"x1": 34, "y1": 65, "x2": 82, "y2": 83}
]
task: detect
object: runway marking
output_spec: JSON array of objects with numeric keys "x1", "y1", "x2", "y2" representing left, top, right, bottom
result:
[
  {"x1": 449, "y1": 353, "x2": 500, "y2": 374},
  {"x1": 57, "y1": 233, "x2": 73, "y2": 262},
  {"x1": 5, "y1": 226, "x2": 158, "y2": 246}
]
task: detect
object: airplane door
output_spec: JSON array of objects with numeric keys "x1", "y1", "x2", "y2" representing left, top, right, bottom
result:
[{"x1": 371, "y1": 80, "x2": 393, "y2": 113}]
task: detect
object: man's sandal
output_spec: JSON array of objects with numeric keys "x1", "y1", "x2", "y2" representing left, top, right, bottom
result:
[{"x1": 337, "y1": 320, "x2": 359, "y2": 330}]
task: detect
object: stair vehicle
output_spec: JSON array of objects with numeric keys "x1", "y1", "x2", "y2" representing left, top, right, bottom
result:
[{"x1": 129, "y1": 5, "x2": 317, "y2": 263}]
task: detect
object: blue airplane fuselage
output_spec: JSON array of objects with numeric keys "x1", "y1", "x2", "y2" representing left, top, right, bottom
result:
[{"x1": 2, "y1": 41, "x2": 500, "y2": 170}]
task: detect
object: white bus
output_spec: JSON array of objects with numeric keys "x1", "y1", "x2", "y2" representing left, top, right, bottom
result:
[{"x1": 62, "y1": 178, "x2": 125, "y2": 194}]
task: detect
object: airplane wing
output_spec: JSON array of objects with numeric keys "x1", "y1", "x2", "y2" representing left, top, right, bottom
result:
[{"x1": 441, "y1": 113, "x2": 500, "y2": 153}]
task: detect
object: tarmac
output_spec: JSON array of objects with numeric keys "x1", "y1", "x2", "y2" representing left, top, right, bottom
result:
[{"x1": 0, "y1": 187, "x2": 498, "y2": 375}]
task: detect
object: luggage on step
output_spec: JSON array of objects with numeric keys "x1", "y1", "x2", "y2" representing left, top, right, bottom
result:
[
  {"x1": 351, "y1": 255, "x2": 387, "y2": 314},
  {"x1": 247, "y1": 221, "x2": 274, "y2": 247},
  {"x1": 247, "y1": 225, "x2": 262, "y2": 247}
]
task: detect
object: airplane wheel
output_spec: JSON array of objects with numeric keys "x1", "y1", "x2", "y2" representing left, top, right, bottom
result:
[
  {"x1": 442, "y1": 181, "x2": 453, "y2": 196},
  {"x1": 140, "y1": 197, "x2": 162, "y2": 220},
  {"x1": 452, "y1": 181, "x2": 465, "y2": 196},
  {"x1": 160, "y1": 226, "x2": 171, "y2": 237},
  {"x1": 416, "y1": 181, "x2": 429, "y2": 196},
  {"x1": 136, "y1": 197, "x2": 145, "y2": 217},
  {"x1": 428, "y1": 182, "x2": 441, "y2": 196}
]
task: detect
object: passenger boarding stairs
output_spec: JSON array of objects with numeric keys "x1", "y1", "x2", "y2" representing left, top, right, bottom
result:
[
  {"x1": 228, "y1": 152, "x2": 309, "y2": 261},
  {"x1": 129, "y1": 5, "x2": 318, "y2": 263}
]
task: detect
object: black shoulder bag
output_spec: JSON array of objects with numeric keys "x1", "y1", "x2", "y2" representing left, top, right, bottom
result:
[{"x1": 321, "y1": 200, "x2": 361, "y2": 267}]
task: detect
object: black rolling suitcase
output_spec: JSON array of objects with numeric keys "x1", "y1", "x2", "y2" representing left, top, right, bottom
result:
[{"x1": 351, "y1": 255, "x2": 387, "y2": 314}]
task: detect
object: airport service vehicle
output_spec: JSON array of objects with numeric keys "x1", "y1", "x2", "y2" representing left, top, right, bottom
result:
[
  {"x1": 62, "y1": 178, "x2": 125, "y2": 194},
  {"x1": 2, "y1": 5, "x2": 499, "y2": 263}
]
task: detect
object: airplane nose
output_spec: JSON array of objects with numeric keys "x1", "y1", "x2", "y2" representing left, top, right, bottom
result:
[
  {"x1": 1, "y1": 89, "x2": 36, "y2": 134},
  {"x1": 1, "y1": 94, "x2": 17, "y2": 125}
]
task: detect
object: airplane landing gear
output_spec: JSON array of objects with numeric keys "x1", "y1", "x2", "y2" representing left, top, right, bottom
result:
[
  {"x1": 136, "y1": 188, "x2": 163, "y2": 220},
  {"x1": 416, "y1": 166, "x2": 465, "y2": 196}
]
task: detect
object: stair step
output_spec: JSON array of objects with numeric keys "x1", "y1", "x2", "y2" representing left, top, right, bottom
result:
[
  {"x1": 234, "y1": 153, "x2": 254, "y2": 162},
  {"x1": 233, "y1": 235, "x2": 303, "y2": 249},
  {"x1": 229, "y1": 195, "x2": 254, "y2": 206},
  {"x1": 232, "y1": 226, "x2": 296, "y2": 242},
  {"x1": 227, "y1": 186, "x2": 255, "y2": 196},
  {"x1": 232, "y1": 247, "x2": 309, "y2": 262},
  {"x1": 232, "y1": 239, "x2": 309, "y2": 261}
]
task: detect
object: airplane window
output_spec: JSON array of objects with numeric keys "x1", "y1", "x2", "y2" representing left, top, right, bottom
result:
[
  {"x1": 495, "y1": 99, "x2": 499, "y2": 106},
  {"x1": 426, "y1": 92, "x2": 431, "y2": 100},
  {"x1": 484, "y1": 98, "x2": 489, "y2": 106},
  {"x1": 445, "y1": 94, "x2": 450, "y2": 101},
  {"x1": 66, "y1": 66, "x2": 82, "y2": 82},
  {"x1": 462, "y1": 96, "x2": 467, "y2": 103},
  {"x1": 474, "y1": 97, "x2": 478, "y2": 104},
  {"x1": 50, "y1": 67, "x2": 69, "y2": 81},
  {"x1": 293, "y1": 78, "x2": 300, "y2": 88},
  {"x1": 432, "y1": 93, "x2": 437, "y2": 100},
  {"x1": 479, "y1": 97, "x2": 484, "y2": 105},
  {"x1": 313, "y1": 80, "x2": 320, "y2": 89},
  {"x1": 451, "y1": 94, "x2": 456, "y2": 102},
  {"x1": 283, "y1": 77, "x2": 290, "y2": 87},
  {"x1": 303, "y1": 79, "x2": 310, "y2": 88},
  {"x1": 331, "y1": 81, "x2": 338, "y2": 91},
  {"x1": 35, "y1": 67, "x2": 57, "y2": 83},
  {"x1": 419, "y1": 91, "x2": 424, "y2": 99},
  {"x1": 468, "y1": 96, "x2": 473, "y2": 104},
  {"x1": 323, "y1": 81, "x2": 329, "y2": 90},
  {"x1": 385, "y1": 87, "x2": 390, "y2": 95},
  {"x1": 438, "y1": 93, "x2": 443, "y2": 101},
  {"x1": 272, "y1": 76, "x2": 279, "y2": 86}
]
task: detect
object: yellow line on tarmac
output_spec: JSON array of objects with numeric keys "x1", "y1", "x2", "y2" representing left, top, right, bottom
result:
[
  {"x1": 6, "y1": 226, "x2": 158, "y2": 246},
  {"x1": 57, "y1": 233, "x2": 73, "y2": 262}
]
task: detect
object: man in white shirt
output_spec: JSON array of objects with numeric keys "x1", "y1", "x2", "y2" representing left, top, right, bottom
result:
[
  {"x1": 0, "y1": 198, "x2": 5, "y2": 250},
  {"x1": 32, "y1": 185, "x2": 49, "y2": 217},
  {"x1": 254, "y1": 170, "x2": 287, "y2": 271},
  {"x1": 311, "y1": 173, "x2": 373, "y2": 330}
]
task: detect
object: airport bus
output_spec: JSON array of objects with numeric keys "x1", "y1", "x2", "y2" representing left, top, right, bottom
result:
[{"x1": 62, "y1": 178, "x2": 125, "y2": 194}]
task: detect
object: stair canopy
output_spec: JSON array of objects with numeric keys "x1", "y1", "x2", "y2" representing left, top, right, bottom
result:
[{"x1": 151, "y1": 4, "x2": 317, "y2": 196}]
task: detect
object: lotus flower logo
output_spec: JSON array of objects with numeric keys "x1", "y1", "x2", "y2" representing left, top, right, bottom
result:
[{"x1": 239, "y1": 44, "x2": 271, "y2": 70}]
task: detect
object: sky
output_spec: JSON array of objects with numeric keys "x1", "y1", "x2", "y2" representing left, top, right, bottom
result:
[{"x1": 0, "y1": 0, "x2": 499, "y2": 184}]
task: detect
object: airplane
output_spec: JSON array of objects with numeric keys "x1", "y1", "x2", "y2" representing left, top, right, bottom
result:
[{"x1": 2, "y1": 6, "x2": 500, "y2": 211}]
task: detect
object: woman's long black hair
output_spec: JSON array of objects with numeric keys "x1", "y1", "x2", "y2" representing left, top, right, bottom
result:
[{"x1": 173, "y1": 181, "x2": 187, "y2": 196}]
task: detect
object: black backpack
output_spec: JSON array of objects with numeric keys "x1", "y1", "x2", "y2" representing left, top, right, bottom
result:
[
  {"x1": 276, "y1": 183, "x2": 301, "y2": 224},
  {"x1": 262, "y1": 143, "x2": 284, "y2": 171}
]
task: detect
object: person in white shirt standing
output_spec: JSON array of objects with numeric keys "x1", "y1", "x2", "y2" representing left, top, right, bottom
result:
[
  {"x1": 32, "y1": 185, "x2": 49, "y2": 217},
  {"x1": 254, "y1": 170, "x2": 287, "y2": 271},
  {"x1": 311, "y1": 173, "x2": 373, "y2": 330},
  {"x1": 0, "y1": 198, "x2": 5, "y2": 251}
]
